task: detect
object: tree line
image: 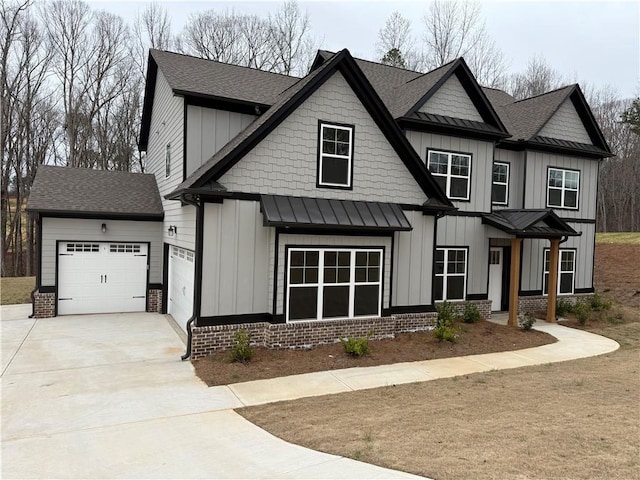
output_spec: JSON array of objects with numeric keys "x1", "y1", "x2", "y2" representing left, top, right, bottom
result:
[{"x1": 1, "y1": 0, "x2": 638, "y2": 276}]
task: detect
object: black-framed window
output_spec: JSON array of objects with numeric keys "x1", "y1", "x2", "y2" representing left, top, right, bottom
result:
[
  {"x1": 427, "y1": 150, "x2": 471, "y2": 201},
  {"x1": 547, "y1": 167, "x2": 579, "y2": 209},
  {"x1": 287, "y1": 247, "x2": 382, "y2": 321},
  {"x1": 543, "y1": 249, "x2": 576, "y2": 295},
  {"x1": 318, "y1": 123, "x2": 353, "y2": 188},
  {"x1": 492, "y1": 162, "x2": 509, "y2": 205},
  {"x1": 434, "y1": 248, "x2": 467, "y2": 301},
  {"x1": 165, "y1": 143, "x2": 171, "y2": 178}
]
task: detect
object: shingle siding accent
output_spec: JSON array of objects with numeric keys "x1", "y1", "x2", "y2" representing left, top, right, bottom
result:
[
  {"x1": 219, "y1": 72, "x2": 428, "y2": 204},
  {"x1": 538, "y1": 99, "x2": 592, "y2": 144},
  {"x1": 146, "y1": 71, "x2": 195, "y2": 251},
  {"x1": 419, "y1": 75, "x2": 484, "y2": 122}
]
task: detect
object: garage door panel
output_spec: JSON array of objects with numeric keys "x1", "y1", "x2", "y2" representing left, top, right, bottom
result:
[
  {"x1": 168, "y1": 246, "x2": 194, "y2": 332},
  {"x1": 57, "y1": 243, "x2": 148, "y2": 315}
]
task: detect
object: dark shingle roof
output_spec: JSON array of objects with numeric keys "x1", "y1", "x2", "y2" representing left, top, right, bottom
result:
[
  {"x1": 150, "y1": 49, "x2": 299, "y2": 105},
  {"x1": 26, "y1": 166, "x2": 163, "y2": 219},
  {"x1": 482, "y1": 209, "x2": 579, "y2": 238},
  {"x1": 261, "y1": 195, "x2": 412, "y2": 231}
]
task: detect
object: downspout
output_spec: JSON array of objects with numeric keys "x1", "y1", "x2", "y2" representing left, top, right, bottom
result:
[{"x1": 181, "y1": 194, "x2": 204, "y2": 361}]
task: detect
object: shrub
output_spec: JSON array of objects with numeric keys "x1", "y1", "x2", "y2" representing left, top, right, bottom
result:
[
  {"x1": 573, "y1": 301, "x2": 590, "y2": 325},
  {"x1": 462, "y1": 303, "x2": 481, "y2": 323},
  {"x1": 230, "y1": 329, "x2": 253, "y2": 363},
  {"x1": 556, "y1": 298, "x2": 573, "y2": 317},
  {"x1": 435, "y1": 301, "x2": 458, "y2": 342},
  {"x1": 589, "y1": 293, "x2": 612, "y2": 311},
  {"x1": 340, "y1": 334, "x2": 371, "y2": 357},
  {"x1": 434, "y1": 325, "x2": 457, "y2": 343},
  {"x1": 519, "y1": 313, "x2": 536, "y2": 331}
]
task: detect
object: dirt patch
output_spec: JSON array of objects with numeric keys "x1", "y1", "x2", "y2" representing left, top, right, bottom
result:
[
  {"x1": 0, "y1": 276, "x2": 35, "y2": 305},
  {"x1": 194, "y1": 320, "x2": 554, "y2": 386},
  {"x1": 594, "y1": 243, "x2": 640, "y2": 307}
]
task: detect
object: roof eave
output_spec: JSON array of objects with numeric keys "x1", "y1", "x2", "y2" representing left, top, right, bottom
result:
[
  {"x1": 26, "y1": 209, "x2": 164, "y2": 221},
  {"x1": 398, "y1": 116, "x2": 511, "y2": 141}
]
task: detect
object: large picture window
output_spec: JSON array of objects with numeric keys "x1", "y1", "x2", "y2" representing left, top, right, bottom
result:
[
  {"x1": 287, "y1": 247, "x2": 382, "y2": 321},
  {"x1": 492, "y1": 162, "x2": 509, "y2": 205},
  {"x1": 547, "y1": 167, "x2": 579, "y2": 209},
  {"x1": 427, "y1": 150, "x2": 471, "y2": 201},
  {"x1": 434, "y1": 248, "x2": 467, "y2": 301},
  {"x1": 318, "y1": 122, "x2": 353, "y2": 188},
  {"x1": 543, "y1": 249, "x2": 576, "y2": 295}
]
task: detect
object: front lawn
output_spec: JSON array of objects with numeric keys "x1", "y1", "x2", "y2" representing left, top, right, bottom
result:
[{"x1": 1, "y1": 276, "x2": 35, "y2": 305}]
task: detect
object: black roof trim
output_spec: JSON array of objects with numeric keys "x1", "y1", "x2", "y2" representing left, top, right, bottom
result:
[
  {"x1": 182, "y1": 93, "x2": 270, "y2": 116},
  {"x1": 399, "y1": 113, "x2": 510, "y2": 141},
  {"x1": 139, "y1": 53, "x2": 158, "y2": 151},
  {"x1": 261, "y1": 195, "x2": 412, "y2": 232},
  {"x1": 34, "y1": 211, "x2": 164, "y2": 221},
  {"x1": 482, "y1": 209, "x2": 580, "y2": 238}
]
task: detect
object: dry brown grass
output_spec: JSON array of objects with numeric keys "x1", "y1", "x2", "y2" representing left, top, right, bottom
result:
[
  {"x1": 0, "y1": 276, "x2": 34, "y2": 305},
  {"x1": 239, "y1": 311, "x2": 640, "y2": 480}
]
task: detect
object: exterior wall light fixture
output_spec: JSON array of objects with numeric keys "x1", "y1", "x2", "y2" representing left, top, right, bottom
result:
[
  {"x1": 168, "y1": 225, "x2": 177, "y2": 236},
  {"x1": 101, "y1": 223, "x2": 107, "y2": 234}
]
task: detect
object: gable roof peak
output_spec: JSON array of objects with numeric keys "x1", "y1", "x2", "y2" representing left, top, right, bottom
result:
[{"x1": 511, "y1": 84, "x2": 576, "y2": 104}]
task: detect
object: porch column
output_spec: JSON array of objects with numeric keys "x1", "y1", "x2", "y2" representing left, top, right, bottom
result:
[
  {"x1": 546, "y1": 238, "x2": 561, "y2": 323},
  {"x1": 508, "y1": 238, "x2": 522, "y2": 326}
]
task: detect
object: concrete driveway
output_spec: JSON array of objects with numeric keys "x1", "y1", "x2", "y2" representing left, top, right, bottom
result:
[{"x1": 1, "y1": 305, "x2": 422, "y2": 479}]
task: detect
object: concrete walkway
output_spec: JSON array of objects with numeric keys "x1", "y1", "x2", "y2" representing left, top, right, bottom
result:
[{"x1": 1, "y1": 305, "x2": 619, "y2": 479}]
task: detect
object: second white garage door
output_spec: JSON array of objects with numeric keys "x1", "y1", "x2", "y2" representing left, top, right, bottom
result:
[
  {"x1": 57, "y1": 242, "x2": 148, "y2": 315},
  {"x1": 168, "y1": 246, "x2": 195, "y2": 332}
]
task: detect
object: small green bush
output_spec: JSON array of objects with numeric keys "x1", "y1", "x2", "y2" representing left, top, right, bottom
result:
[
  {"x1": 340, "y1": 334, "x2": 371, "y2": 357},
  {"x1": 573, "y1": 301, "x2": 591, "y2": 325},
  {"x1": 462, "y1": 303, "x2": 481, "y2": 323},
  {"x1": 589, "y1": 293, "x2": 612, "y2": 311},
  {"x1": 230, "y1": 329, "x2": 253, "y2": 363},
  {"x1": 555, "y1": 298, "x2": 573, "y2": 317},
  {"x1": 434, "y1": 325, "x2": 457, "y2": 343},
  {"x1": 519, "y1": 313, "x2": 536, "y2": 331},
  {"x1": 436, "y1": 301, "x2": 456, "y2": 328}
]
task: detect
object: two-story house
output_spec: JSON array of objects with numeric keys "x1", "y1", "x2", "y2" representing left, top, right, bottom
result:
[{"x1": 27, "y1": 48, "x2": 611, "y2": 359}]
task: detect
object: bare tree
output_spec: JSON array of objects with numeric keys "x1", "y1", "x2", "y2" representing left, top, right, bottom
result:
[
  {"x1": 377, "y1": 11, "x2": 423, "y2": 70},
  {"x1": 270, "y1": 0, "x2": 314, "y2": 75},
  {"x1": 132, "y1": 2, "x2": 172, "y2": 77},
  {"x1": 508, "y1": 55, "x2": 565, "y2": 99}
]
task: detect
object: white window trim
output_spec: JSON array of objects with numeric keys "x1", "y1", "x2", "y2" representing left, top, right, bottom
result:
[
  {"x1": 318, "y1": 123, "x2": 353, "y2": 188},
  {"x1": 286, "y1": 247, "x2": 382, "y2": 322},
  {"x1": 435, "y1": 247, "x2": 468, "y2": 301},
  {"x1": 492, "y1": 161, "x2": 509, "y2": 206},
  {"x1": 543, "y1": 248, "x2": 576, "y2": 296},
  {"x1": 547, "y1": 167, "x2": 580, "y2": 210},
  {"x1": 427, "y1": 150, "x2": 472, "y2": 201},
  {"x1": 165, "y1": 143, "x2": 171, "y2": 178}
]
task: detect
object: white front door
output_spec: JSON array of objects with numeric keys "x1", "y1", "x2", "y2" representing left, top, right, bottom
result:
[
  {"x1": 58, "y1": 242, "x2": 148, "y2": 315},
  {"x1": 168, "y1": 246, "x2": 195, "y2": 332},
  {"x1": 488, "y1": 247, "x2": 503, "y2": 311}
]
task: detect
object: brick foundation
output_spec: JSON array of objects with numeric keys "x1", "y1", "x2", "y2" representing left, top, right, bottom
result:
[
  {"x1": 190, "y1": 312, "x2": 438, "y2": 360},
  {"x1": 518, "y1": 294, "x2": 594, "y2": 315},
  {"x1": 147, "y1": 289, "x2": 163, "y2": 313},
  {"x1": 448, "y1": 300, "x2": 492, "y2": 320},
  {"x1": 33, "y1": 291, "x2": 55, "y2": 318}
]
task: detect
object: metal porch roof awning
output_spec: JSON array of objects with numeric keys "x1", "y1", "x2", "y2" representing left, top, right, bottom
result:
[
  {"x1": 260, "y1": 195, "x2": 412, "y2": 232},
  {"x1": 482, "y1": 209, "x2": 580, "y2": 238}
]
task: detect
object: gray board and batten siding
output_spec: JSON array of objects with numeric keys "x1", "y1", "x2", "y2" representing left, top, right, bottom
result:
[
  {"x1": 405, "y1": 130, "x2": 494, "y2": 213},
  {"x1": 185, "y1": 106, "x2": 256, "y2": 177},
  {"x1": 146, "y1": 70, "x2": 195, "y2": 251},
  {"x1": 219, "y1": 72, "x2": 429, "y2": 205},
  {"x1": 493, "y1": 148, "x2": 525, "y2": 210},
  {"x1": 40, "y1": 217, "x2": 163, "y2": 286}
]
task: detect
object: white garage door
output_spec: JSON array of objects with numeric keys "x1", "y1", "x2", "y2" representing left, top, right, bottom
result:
[
  {"x1": 58, "y1": 242, "x2": 148, "y2": 315},
  {"x1": 168, "y1": 246, "x2": 195, "y2": 332}
]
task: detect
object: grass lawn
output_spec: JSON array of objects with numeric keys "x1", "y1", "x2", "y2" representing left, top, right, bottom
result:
[
  {"x1": 596, "y1": 232, "x2": 640, "y2": 244},
  {"x1": 1, "y1": 276, "x2": 35, "y2": 305}
]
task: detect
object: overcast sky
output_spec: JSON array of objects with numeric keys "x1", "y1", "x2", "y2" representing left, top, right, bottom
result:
[{"x1": 92, "y1": 0, "x2": 639, "y2": 98}]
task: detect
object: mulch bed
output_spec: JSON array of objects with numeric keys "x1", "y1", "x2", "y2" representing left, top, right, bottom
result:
[{"x1": 193, "y1": 319, "x2": 555, "y2": 386}]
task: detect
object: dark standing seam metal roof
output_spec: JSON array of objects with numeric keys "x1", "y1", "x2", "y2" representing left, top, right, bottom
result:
[
  {"x1": 26, "y1": 165, "x2": 164, "y2": 219},
  {"x1": 261, "y1": 195, "x2": 412, "y2": 231},
  {"x1": 482, "y1": 209, "x2": 579, "y2": 238}
]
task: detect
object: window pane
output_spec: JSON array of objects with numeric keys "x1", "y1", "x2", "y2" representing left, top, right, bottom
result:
[
  {"x1": 434, "y1": 176, "x2": 446, "y2": 193},
  {"x1": 428, "y1": 153, "x2": 448, "y2": 174},
  {"x1": 321, "y1": 157, "x2": 349, "y2": 185},
  {"x1": 493, "y1": 163, "x2": 507, "y2": 182},
  {"x1": 336, "y1": 128, "x2": 350, "y2": 142},
  {"x1": 543, "y1": 273, "x2": 549, "y2": 294},
  {"x1": 338, "y1": 251, "x2": 350, "y2": 266},
  {"x1": 368, "y1": 267, "x2": 380, "y2": 282},
  {"x1": 548, "y1": 189, "x2": 561, "y2": 206},
  {"x1": 323, "y1": 286, "x2": 350, "y2": 318},
  {"x1": 435, "y1": 250, "x2": 445, "y2": 262},
  {"x1": 355, "y1": 251, "x2": 367, "y2": 266},
  {"x1": 544, "y1": 251, "x2": 550, "y2": 272},
  {"x1": 290, "y1": 268, "x2": 303, "y2": 284},
  {"x1": 291, "y1": 251, "x2": 304, "y2": 266},
  {"x1": 355, "y1": 267, "x2": 367, "y2": 282},
  {"x1": 564, "y1": 191, "x2": 577, "y2": 208},
  {"x1": 289, "y1": 287, "x2": 318, "y2": 320},
  {"x1": 549, "y1": 169, "x2": 563, "y2": 187},
  {"x1": 354, "y1": 285, "x2": 379, "y2": 316},
  {"x1": 565, "y1": 172, "x2": 579, "y2": 189},
  {"x1": 435, "y1": 258, "x2": 445, "y2": 275},
  {"x1": 306, "y1": 251, "x2": 319, "y2": 266},
  {"x1": 325, "y1": 251, "x2": 337, "y2": 266},
  {"x1": 336, "y1": 142, "x2": 349, "y2": 156},
  {"x1": 446, "y1": 276, "x2": 465, "y2": 300},
  {"x1": 559, "y1": 273, "x2": 573, "y2": 294},
  {"x1": 450, "y1": 178, "x2": 468, "y2": 198},
  {"x1": 337, "y1": 267, "x2": 350, "y2": 283},
  {"x1": 492, "y1": 184, "x2": 507, "y2": 204},
  {"x1": 434, "y1": 276, "x2": 443, "y2": 301},
  {"x1": 324, "y1": 268, "x2": 336, "y2": 283},
  {"x1": 451, "y1": 155, "x2": 469, "y2": 175},
  {"x1": 368, "y1": 251, "x2": 380, "y2": 267},
  {"x1": 322, "y1": 127, "x2": 335, "y2": 141},
  {"x1": 305, "y1": 268, "x2": 318, "y2": 284},
  {"x1": 322, "y1": 140, "x2": 336, "y2": 155}
]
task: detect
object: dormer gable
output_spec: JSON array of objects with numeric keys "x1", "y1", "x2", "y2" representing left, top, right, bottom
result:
[
  {"x1": 538, "y1": 97, "x2": 591, "y2": 144},
  {"x1": 417, "y1": 73, "x2": 483, "y2": 122}
]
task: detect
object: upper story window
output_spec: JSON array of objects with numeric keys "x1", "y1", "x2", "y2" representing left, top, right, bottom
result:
[
  {"x1": 547, "y1": 167, "x2": 579, "y2": 209},
  {"x1": 427, "y1": 150, "x2": 471, "y2": 201},
  {"x1": 318, "y1": 122, "x2": 353, "y2": 188},
  {"x1": 492, "y1": 162, "x2": 509, "y2": 205},
  {"x1": 165, "y1": 143, "x2": 171, "y2": 178}
]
